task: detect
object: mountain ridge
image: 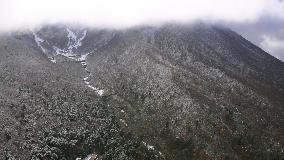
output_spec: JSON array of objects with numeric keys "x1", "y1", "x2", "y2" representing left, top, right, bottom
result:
[{"x1": 0, "y1": 23, "x2": 283, "y2": 159}]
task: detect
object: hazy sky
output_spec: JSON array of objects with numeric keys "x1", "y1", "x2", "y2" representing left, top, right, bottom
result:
[
  {"x1": 228, "y1": 16, "x2": 284, "y2": 61},
  {"x1": 0, "y1": 0, "x2": 283, "y2": 60}
]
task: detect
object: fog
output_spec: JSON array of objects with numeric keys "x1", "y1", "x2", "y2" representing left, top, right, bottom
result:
[
  {"x1": 0, "y1": 0, "x2": 283, "y2": 31},
  {"x1": 0, "y1": 0, "x2": 283, "y2": 60}
]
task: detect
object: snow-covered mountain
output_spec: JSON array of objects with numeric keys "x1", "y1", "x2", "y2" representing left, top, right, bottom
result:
[
  {"x1": 33, "y1": 26, "x2": 106, "y2": 96},
  {"x1": 0, "y1": 23, "x2": 283, "y2": 160}
]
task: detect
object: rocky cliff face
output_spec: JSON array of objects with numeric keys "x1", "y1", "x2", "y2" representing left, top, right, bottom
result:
[{"x1": 0, "y1": 24, "x2": 283, "y2": 160}]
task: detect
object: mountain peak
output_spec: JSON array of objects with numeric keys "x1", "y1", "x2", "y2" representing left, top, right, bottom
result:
[{"x1": 1, "y1": 23, "x2": 283, "y2": 159}]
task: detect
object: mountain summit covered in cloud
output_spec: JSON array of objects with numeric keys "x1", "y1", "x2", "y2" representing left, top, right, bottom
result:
[
  {"x1": 1, "y1": 0, "x2": 283, "y2": 60},
  {"x1": 0, "y1": 23, "x2": 283, "y2": 159},
  {"x1": 0, "y1": 0, "x2": 283, "y2": 159},
  {"x1": 0, "y1": 0, "x2": 283, "y2": 31}
]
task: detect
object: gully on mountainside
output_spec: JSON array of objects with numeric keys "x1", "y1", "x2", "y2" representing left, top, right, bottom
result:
[{"x1": 33, "y1": 28, "x2": 104, "y2": 96}]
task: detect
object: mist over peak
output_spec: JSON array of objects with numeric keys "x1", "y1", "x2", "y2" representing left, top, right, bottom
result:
[{"x1": 0, "y1": 0, "x2": 283, "y2": 32}]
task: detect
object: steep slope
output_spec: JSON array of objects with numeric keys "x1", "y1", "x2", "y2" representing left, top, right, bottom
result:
[
  {"x1": 0, "y1": 31, "x2": 157, "y2": 160},
  {"x1": 85, "y1": 24, "x2": 284, "y2": 159},
  {"x1": 0, "y1": 24, "x2": 283, "y2": 160}
]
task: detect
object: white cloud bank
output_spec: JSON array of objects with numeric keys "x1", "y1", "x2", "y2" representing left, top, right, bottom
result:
[
  {"x1": 0, "y1": 0, "x2": 283, "y2": 31},
  {"x1": 260, "y1": 33, "x2": 284, "y2": 61}
]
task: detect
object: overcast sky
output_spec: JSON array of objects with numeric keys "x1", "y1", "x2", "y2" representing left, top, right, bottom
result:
[{"x1": 0, "y1": 0, "x2": 283, "y2": 61}]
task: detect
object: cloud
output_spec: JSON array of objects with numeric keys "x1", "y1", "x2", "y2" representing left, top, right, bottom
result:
[
  {"x1": 260, "y1": 33, "x2": 284, "y2": 61},
  {"x1": 0, "y1": 0, "x2": 283, "y2": 61},
  {"x1": 261, "y1": 34, "x2": 284, "y2": 50},
  {"x1": 226, "y1": 16, "x2": 284, "y2": 61},
  {"x1": 0, "y1": 0, "x2": 283, "y2": 31}
]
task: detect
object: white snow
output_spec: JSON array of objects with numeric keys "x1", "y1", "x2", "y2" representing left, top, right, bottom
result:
[
  {"x1": 96, "y1": 89, "x2": 104, "y2": 96},
  {"x1": 66, "y1": 28, "x2": 77, "y2": 41},
  {"x1": 74, "y1": 30, "x2": 87, "y2": 49},
  {"x1": 53, "y1": 46, "x2": 76, "y2": 58},
  {"x1": 54, "y1": 29, "x2": 87, "y2": 58},
  {"x1": 48, "y1": 57, "x2": 56, "y2": 63},
  {"x1": 33, "y1": 33, "x2": 44, "y2": 43},
  {"x1": 87, "y1": 84, "x2": 104, "y2": 96},
  {"x1": 33, "y1": 32, "x2": 46, "y2": 53},
  {"x1": 142, "y1": 141, "x2": 155, "y2": 150},
  {"x1": 86, "y1": 156, "x2": 92, "y2": 160},
  {"x1": 34, "y1": 28, "x2": 105, "y2": 97},
  {"x1": 147, "y1": 145, "x2": 154, "y2": 150},
  {"x1": 84, "y1": 154, "x2": 98, "y2": 160},
  {"x1": 87, "y1": 85, "x2": 96, "y2": 90},
  {"x1": 41, "y1": 27, "x2": 104, "y2": 97},
  {"x1": 77, "y1": 52, "x2": 90, "y2": 61},
  {"x1": 120, "y1": 119, "x2": 128, "y2": 126},
  {"x1": 66, "y1": 28, "x2": 87, "y2": 50}
]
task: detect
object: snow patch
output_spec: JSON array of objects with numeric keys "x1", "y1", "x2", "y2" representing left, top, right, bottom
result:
[
  {"x1": 120, "y1": 119, "x2": 128, "y2": 126},
  {"x1": 74, "y1": 30, "x2": 87, "y2": 49},
  {"x1": 66, "y1": 28, "x2": 87, "y2": 50},
  {"x1": 66, "y1": 28, "x2": 77, "y2": 40},
  {"x1": 33, "y1": 32, "x2": 46, "y2": 53},
  {"x1": 77, "y1": 52, "x2": 90, "y2": 61},
  {"x1": 48, "y1": 57, "x2": 56, "y2": 63},
  {"x1": 142, "y1": 141, "x2": 155, "y2": 150},
  {"x1": 96, "y1": 89, "x2": 104, "y2": 96},
  {"x1": 53, "y1": 29, "x2": 87, "y2": 59},
  {"x1": 78, "y1": 154, "x2": 98, "y2": 160},
  {"x1": 87, "y1": 84, "x2": 104, "y2": 96},
  {"x1": 53, "y1": 46, "x2": 75, "y2": 58},
  {"x1": 35, "y1": 28, "x2": 104, "y2": 97},
  {"x1": 33, "y1": 32, "x2": 58, "y2": 64}
]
